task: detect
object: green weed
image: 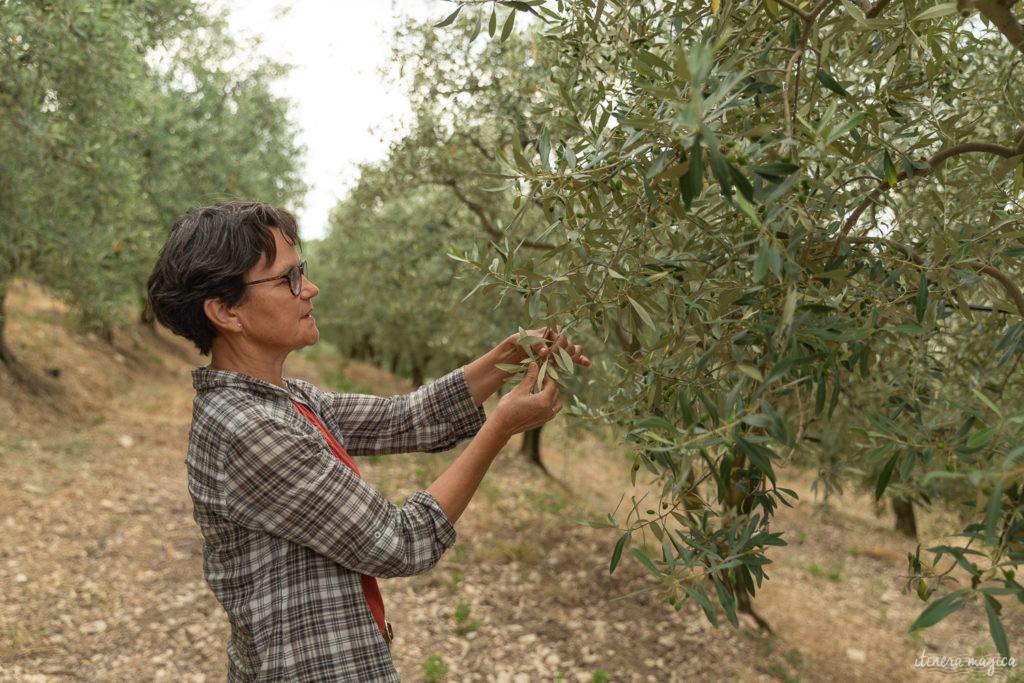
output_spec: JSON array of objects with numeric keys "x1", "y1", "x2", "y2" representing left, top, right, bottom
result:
[
  {"x1": 493, "y1": 539, "x2": 543, "y2": 567},
  {"x1": 806, "y1": 561, "x2": 841, "y2": 582},
  {"x1": 453, "y1": 599, "x2": 481, "y2": 635},
  {"x1": 767, "y1": 662, "x2": 801, "y2": 682},
  {"x1": 523, "y1": 487, "x2": 566, "y2": 515},
  {"x1": 445, "y1": 569, "x2": 463, "y2": 592},
  {"x1": 449, "y1": 544, "x2": 467, "y2": 564},
  {"x1": 421, "y1": 652, "x2": 448, "y2": 682}
]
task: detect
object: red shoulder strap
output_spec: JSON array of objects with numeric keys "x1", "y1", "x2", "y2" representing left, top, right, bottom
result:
[
  {"x1": 291, "y1": 400, "x2": 389, "y2": 641},
  {"x1": 291, "y1": 401, "x2": 361, "y2": 475}
]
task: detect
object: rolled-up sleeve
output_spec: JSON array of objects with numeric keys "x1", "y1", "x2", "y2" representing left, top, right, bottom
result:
[
  {"x1": 219, "y1": 410, "x2": 456, "y2": 577},
  {"x1": 323, "y1": 367, "x2": 486, "y2": 456}
]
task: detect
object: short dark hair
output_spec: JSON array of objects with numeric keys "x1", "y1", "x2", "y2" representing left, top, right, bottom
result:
[{"x1": 146, "y1": 200, "x2": 301, "y2": 355}]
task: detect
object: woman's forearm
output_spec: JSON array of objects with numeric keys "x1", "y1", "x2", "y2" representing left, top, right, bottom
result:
[
  {"x1": 426, "y1": 419, "x2": 510, "y2": 523},
  {"x1": 428, "y1": 362, "x2": 564, "y2": 523}
]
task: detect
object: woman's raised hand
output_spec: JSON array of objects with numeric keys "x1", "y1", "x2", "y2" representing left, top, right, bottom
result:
[{"x1": 522, "y1": 326, "x2": 590, "y2": 369}]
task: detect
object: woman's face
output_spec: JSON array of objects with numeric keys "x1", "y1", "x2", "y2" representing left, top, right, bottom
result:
[{"x1": 234, "y1": 228, "x2": 319, "y2": 356}]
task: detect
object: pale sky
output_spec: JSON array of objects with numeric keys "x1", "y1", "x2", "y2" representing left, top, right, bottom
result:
[{"x1": 217, "y1": 0, "x2": 436, "y2": 240}]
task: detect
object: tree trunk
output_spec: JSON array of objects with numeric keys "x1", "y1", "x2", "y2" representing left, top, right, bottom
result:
[
  {"x1": 0, "y1": 279, "x2": 36, "y2": 387},
  {"x1": 891, "y1": 497, "x2": 918, "y2": 539},
  {"x1": 410, "y1": 353, "x2": 432, "y2": 389},
  {"x1": 351, "y1": 336, "x2": 375, "y2": 361},
  {"x1": 0, "y1": 278, "x2": 13, "y2": 367},
  {"x1": 0, "y1": 278, "x2": 19, "y2": 369},
  {"x1": 519, "y1": 426, "x2": 548, "y2": 473},
  {"x1": 733, "y1": 574, "x2": 774, "y2": 633}
]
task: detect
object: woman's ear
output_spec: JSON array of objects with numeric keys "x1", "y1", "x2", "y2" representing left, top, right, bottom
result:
[{"x1": 203, "y1": 298, "x2": 242, "y2": 334}]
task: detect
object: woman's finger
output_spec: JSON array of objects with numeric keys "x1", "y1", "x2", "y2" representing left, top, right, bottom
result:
[{"x1": 517, "y1": 362, "x2": 539, "y2": 392}]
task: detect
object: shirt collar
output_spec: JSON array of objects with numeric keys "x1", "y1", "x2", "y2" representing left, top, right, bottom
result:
[{"x1": 191, "y1": 365, "x2": 293, "y2": 399}]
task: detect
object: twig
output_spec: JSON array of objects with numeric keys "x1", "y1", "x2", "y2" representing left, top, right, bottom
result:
[
  {"x1": 843, "y1": 236, "x2": 1024, "y2": 319},
  {"x1": 833, "y1": 141, "x2": 1019, "y2": 257},
  {"x1": 784, "y1": 383, "x2": 805, "y2": 464},
  {"x1": 964, "y1": 261, "x2": 1024, "y2": 318}
]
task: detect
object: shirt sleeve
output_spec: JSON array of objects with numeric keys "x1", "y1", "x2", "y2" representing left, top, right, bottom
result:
[
  {"x1": 219, "y1": 407, "x2": 457, "y2": 578},
  {"x1": 321, "y1": 367, "x2": 487, "y2": 456}
]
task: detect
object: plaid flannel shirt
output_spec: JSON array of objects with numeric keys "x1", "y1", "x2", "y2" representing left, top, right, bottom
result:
[{"x1": 186, "y1": 366, "x2": 486, "y2": 681}]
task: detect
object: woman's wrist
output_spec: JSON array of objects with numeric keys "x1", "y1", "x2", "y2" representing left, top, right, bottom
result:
[
  {"x1": 465, "y1": 335, "x2": 523, "y2": 405},
  {"x1": 479, "y1": 413, "x2": 513, "y2": 449}
]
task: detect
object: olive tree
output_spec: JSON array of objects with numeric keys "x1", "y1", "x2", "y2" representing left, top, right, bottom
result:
[
  {"x1": 0, "y1": 0, "x2": 305, "y2": 377},
  {"x1": 434, "y1": 0, "x2": 1023, "y2": 653}
]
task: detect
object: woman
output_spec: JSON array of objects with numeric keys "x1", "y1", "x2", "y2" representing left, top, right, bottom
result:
[{"x1": 146, "y1": 200, "x2": 588, "y2": 681}]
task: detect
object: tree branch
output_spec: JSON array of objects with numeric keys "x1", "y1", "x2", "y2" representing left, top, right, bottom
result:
[
  {"x1": 782, "y1": 47, "x2": 805, "y2": 151},
  {"x1": 781, "y1": 0, "x2": 836, "y2": 155},
  {"x1": 833, "y1": 141, "x2": 1019, "y2": 255},
  {"x1": 453, "y1": 130, "x2": 498, "y2": 162},
  {"x1": 846, "y1": 235, "x2": 923, "y2": 265},
  {"x1": 443, "y1": 179, "x2": 556, "y2": 250},
  {"x1": 964, "y1": 261, "x2": 1024, "y2": 318},
  {"x1": 809, "y1": 0, "x2": 836, "y2": 18},
  {"x1": 771, "y1": 0, "x2": 811, "y2": 21},
  {"x1": 443, "y1": 178, "x2": 497, "y2": 231},
  {"x1": 845, "y1": 236, "x2": 1024, "y2": 319},
  {"x1": 971, "y1": 0, "x2": 1024, "y2": 55},
  {"x1": 865, "y1": 0, "x2": 892, "y2": 18}
]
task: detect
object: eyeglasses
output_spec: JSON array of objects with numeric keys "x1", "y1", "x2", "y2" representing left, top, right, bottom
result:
[{"x1": 244, "y1": 260, "x2": 307, "y2": 296}]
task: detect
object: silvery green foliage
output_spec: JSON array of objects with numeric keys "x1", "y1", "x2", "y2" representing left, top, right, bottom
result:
[{"x1": 430, "y1": 0, "x2": 1023, "y2": 651}]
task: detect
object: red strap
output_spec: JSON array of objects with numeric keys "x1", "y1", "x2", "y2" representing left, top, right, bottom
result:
[{"x1": 291, "y1": 401, "x2": 388, "y2": 641}]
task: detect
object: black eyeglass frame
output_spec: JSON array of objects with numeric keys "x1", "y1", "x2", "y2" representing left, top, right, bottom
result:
[{"x1": 244, "y1": 260, "x2": 307, "y2": 296}]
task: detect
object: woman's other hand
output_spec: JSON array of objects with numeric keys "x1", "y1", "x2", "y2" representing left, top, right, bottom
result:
[{"x1": 491, "y1": 363, "x2": 562, "y2": 438}]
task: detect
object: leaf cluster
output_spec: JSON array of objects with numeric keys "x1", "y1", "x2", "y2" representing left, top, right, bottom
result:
[{"x1": 428, "y1": 0, "x2": 1024, "y2": 650}]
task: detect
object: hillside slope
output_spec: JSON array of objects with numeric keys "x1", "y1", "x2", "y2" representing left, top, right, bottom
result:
[{"x1": 0, "y1": 281, "x2": 1019, "y2": 681}]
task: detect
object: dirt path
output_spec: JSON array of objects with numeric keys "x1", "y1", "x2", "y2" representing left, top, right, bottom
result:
[{"x1": 0, "y1": 282, "x2": 1020, "y2": 681}]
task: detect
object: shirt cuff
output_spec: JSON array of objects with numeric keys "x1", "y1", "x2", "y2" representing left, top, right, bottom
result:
[
  {"x1": 408, "y1": 489, "x2": 457, "y2": 548},
  {"x1": 432, "y1": 367, "x2": 487, "y2": 442}
]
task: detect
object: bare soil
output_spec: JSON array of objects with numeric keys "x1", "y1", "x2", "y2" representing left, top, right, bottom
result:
[{"x1": 0, "y1": 280, "x2": 1020, "y2": 682}]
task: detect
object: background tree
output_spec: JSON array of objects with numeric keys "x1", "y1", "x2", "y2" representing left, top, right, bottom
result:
[
  {"x1": 0, "y1": 0, "x2": 305, "y2": 379},
  {"x1": 317, "y1": 168, "x2": 515, "y2": 388},
  {"x1": 427, "y1": 0, "x2": 1024, "y2": 652}
]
